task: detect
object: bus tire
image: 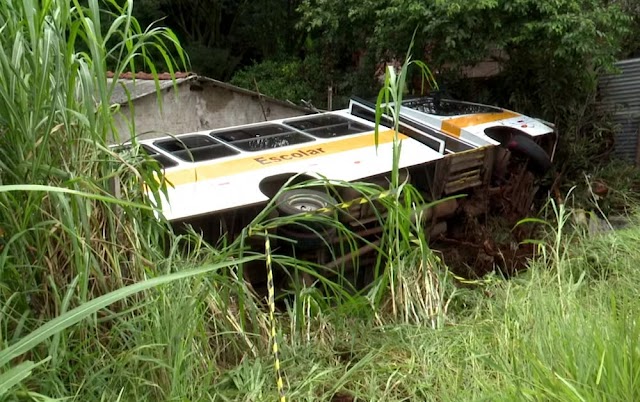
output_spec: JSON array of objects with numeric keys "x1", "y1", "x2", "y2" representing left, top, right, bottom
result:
[
  {"x1": 484, "y1": 126, "x2": 552, "y2": 176},
  {"x1": 506, "y1": 134, "x2": 553, "y2": 176},
  {"x1": 275, "y1": 189, "x2": 336, "y2": 217},
  {"x1": 275, "y1": 189, "x2": 338, "y2": 250}
]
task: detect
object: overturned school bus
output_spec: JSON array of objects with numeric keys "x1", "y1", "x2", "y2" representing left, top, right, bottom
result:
[{"x1": 124, "y1": 96, "x2": 555, "y2": 285}]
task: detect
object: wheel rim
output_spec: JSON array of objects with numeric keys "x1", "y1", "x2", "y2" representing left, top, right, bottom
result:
[{"x1": 288, "y1": 195, "x2": 326, "y2": 212}]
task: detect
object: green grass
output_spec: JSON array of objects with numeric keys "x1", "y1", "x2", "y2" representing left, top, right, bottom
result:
[
  {"x1": 2, "y1": 1, "x2": 640, "y2": 401},
  {"x1": 207, "y1": 222, "x2": 640, "y2": 402},
  {"x1": 39, "y1": 219, "x2": 636, "y2": 401}
]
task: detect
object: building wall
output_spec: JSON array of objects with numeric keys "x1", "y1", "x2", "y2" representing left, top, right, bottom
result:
[
  {"x1": 112, "y1": 78, "x2": 308, "y2": 143},
  {"x1": 598, "y1": 58, "x2": 640, "y2": 165}
]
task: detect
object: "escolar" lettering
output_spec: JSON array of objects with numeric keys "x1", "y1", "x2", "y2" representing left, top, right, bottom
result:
[{"x1": 254, "y1": 147, "x2": 325, "y2": 165}]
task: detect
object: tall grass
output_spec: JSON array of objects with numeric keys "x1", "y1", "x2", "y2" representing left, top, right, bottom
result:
[
  {"x1": 0, "y1": 0, "x2": 272, "y2": 398},
  {"x1": 369, "y1": 39, "x2": 450, "y2": 327},
  {"x1": 2, "y1": 1, "x2": 638, "y2": 400},
  {"x1": 0, "y1": 0, "x2": 183, "y2": 306},
  {"x1": 204, "y1": 205, "x2": 640, "y2": 401},
  {"x1": 0, "y1": 2, "x2": 451, "y2": 398},
  {"x1": 487, "y1": 223, "x2": 640, "y2": 401}
]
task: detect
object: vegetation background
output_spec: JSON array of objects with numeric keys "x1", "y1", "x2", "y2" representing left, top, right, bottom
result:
[
  {"x1": 128, "y1": 0, "x2": 640, "y2": 182},
  {"x1": 1, "y1": 0, "x2": 640, "y2": 401}
]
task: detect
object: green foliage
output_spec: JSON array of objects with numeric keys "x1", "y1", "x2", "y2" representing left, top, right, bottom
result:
[
  {"x1": 23, "y1": 211, "x2": 637, "y2": 401},
  {"x1": 300, "y1": 0, "x2": 630, "y2": 112},
  {"x1": 0, "y1": 0, "x2": 184, "y2": 301},
  {"x1": 368, "y1": 42, "x2": 451, "y2": 326},
  {"x1": 299, "y1": 0, "x2": 633, "y2": 178},
  {"x1": 615, "y1": 0, "x2": 640, "y2": 57},
  {"x1": 2, "y1": 1, "x2": 640, "y2": 400},
  {"x1": 134, "y1": 0, "x2": 305, "y2": 79},
  {"x1": 581, "y1": 161, "x2": 640, "y2": 215},
  {"x1": 230, "y1": 53, "x2": 382, "y2": 110},
  {"x1": 0, "y1": 0, "x2": 190, "y2": 397},
  {"x1": 216, "y1": 207, "x2": 640, "y2": 401},
  {"x1": 230, "y1": 56, "x2": 327, "y2": 107}
]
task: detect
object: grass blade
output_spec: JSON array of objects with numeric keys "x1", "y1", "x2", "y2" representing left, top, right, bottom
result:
[{"x1": 0, "y1": 255, "x2": 261, "y2": 367}]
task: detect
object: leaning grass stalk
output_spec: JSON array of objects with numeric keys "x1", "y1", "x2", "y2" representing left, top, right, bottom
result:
[
  {"x1": 0, "y1": 255, "x2": 261, "y2": 368},
  {"x1": 264, "y1": 233, "x2": 287, "y2": 402},
  {"x1": 221, "y1": 303, "x2": 258, "y2": 358}
]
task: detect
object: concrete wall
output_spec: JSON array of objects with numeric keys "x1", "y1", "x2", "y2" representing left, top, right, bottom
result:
[{"x1": 112, "y1": 77, "x2": 308, "y2": 143}]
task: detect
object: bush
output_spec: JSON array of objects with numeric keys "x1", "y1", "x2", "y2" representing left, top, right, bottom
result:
[{"x1": 231, "y1": 57, "x2": 327, "y2": 108}]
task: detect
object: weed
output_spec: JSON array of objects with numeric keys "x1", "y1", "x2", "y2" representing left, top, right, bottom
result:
[{"x1": 2, "y1": 2, "x2": 640, "y2": 401}]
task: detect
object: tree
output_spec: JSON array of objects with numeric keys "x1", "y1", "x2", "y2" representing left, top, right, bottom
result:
[
  {"x1": 297, "y1": 0, "x2": 634, "y2": 178},
  {"x1": 298, "y1": 0, "x2": 631, "y2": 118},
  {"x1": 134, "y1": 0, "x2": 304, "y2": 79}
]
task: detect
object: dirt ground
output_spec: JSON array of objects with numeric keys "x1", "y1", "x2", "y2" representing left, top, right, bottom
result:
[{"x1": 431, "y1": 165, "x2": 542, "y2": 280}]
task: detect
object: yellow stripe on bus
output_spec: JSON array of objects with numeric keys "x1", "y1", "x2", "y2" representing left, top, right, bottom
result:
[
  {"x1": 162, "y1": 130, "x2": 406, "y2": 187},
  {"x1": 440, "y1": 111, "x2": 519, "y2": 137}
]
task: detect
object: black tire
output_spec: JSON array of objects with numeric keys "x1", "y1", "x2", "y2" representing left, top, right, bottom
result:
[
  {"x1": 274, "y1": 189, "x2": 337, "y2": 217},
  {"x1": 484, "y1": 126, "x2": 552, "y2": 176},
  {"x1": 275, "y1": 189, "x2": 338, "y2": 250},
  {"x1": 506, "y1": 135, "x2": 553, "y2": 176}
]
